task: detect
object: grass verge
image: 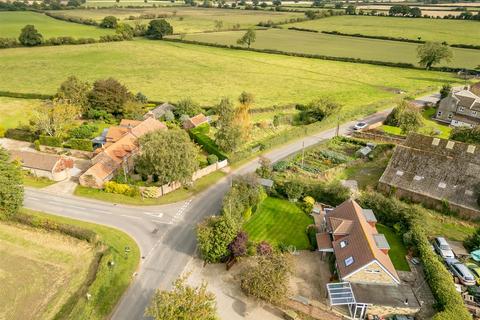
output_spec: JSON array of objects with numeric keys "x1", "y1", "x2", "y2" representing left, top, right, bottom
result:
[
  {"x1": 244, "y1": 197, "x2": 313, "y2": 250},
  {"x1": 74, "y1": 170, "x2": 227, "y2": 205},
  {"x1": 22, "y1": 171, "x2": 57, "y2": 188}
]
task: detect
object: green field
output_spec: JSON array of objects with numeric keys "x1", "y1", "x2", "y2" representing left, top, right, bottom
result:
[
  {"x1": 0, "y1": 40, "x2": 460, "y2": 109},
  {"x1": 0, "y1": 11, "x2": 114, "y2": 39},
  {"x1": 175, "y1": 29, "x2": 479, "y2": 68},
  {"x1": 287, "y1": 15, "x2": 480, "y2": 46},
  {"x1": 0, "y1": 221, "x2": 94, "y2": 320},
  {"x1": 376, "y1": 224, "x2": 410, "y2": 271},
  {"x1": 55, "y1": 7, "x2": 303, "y2": 33},
  {"x1": 0, "y1": 97, "x2": 43, "y2": 129},
  {"x1": 244, "y1": 197, "x2": 313, "y2": 249}
]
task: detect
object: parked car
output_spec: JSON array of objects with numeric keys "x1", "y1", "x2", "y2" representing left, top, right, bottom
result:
[
  {"x1": 433, "y1": 237, "x2": 455, "y2": 259},
  {"x1": 466, "y1": 262, "x2": 480, "y2": 285},
  {"x1": 390, "y1": 316, "x2": 414, "y2": 320},
  {"x1": 353, "y1": 122, "x2": 368, "y2": 131},
  {"x1": 447, "y1": 259, "x2": 476, "y2": 286}
]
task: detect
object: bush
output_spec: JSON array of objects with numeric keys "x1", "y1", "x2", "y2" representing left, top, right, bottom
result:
[
  {"x1": 0, "y1": 37, "x2": 19, "y2": 48},
  {"x1": 307, "y1": 180, "x2": 350, "y2": 206},
  {"x1": 39, "y1": 135, "x2": 63, "y2": 147},
  {"x1": 273, "y1": 160, "x2": 289, "y2": 172},
  {"x1": 0, "y1": 126, "x2": 5, "y2": 138},
  {"x1": 34, "y1": 140, "x2": 40, "y2": 150},
  {"x1": 69, "y1": 124, "x2": 98, "y2": 139},
  {"x1": 104, "y1": 181, "x2": 139, "y2": 197},
  {"x1": 5, "y1": 127, "x2": 37, "y2": 142},
  {"x1": 69, "y1": 138, "x2": 93, "y2": 151},
  {"x1": 206, "y1": 154, "x2": 218, "y2": 165}
]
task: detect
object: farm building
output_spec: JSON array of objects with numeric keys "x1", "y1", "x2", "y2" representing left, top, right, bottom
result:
[
  {"x1": 379, "y1": 133, "x2": 480, "y2": 217},
  {"x1": 436, "y1": 85, "x2": 480, "y2": 128},
  {"x1": 79, "y1": 117, "x2": 167, "y2": 188},
  {"x1": 143, "y1": 102, "x2": 175, "y2": 120},
  {"x1": 183, "y1": 113, "x2": 209, "y2": 130},
  {"x1": 11, "y1": 150, "x2": 73, "y2": 181}
]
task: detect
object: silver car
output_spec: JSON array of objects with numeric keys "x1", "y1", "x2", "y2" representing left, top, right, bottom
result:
[
  {"x1": 447, "y1": 258, "x2": 476, "y2": 286},
  {"x1": 433, "y1": 237, "x2": 455, "y2": 260}
]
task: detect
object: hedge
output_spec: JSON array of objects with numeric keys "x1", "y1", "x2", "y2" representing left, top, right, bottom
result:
[
  {"x1": 68, "y1": 138, "x2": 93, "y2": 152},
  {"x1": 0, "y1": 90, "x2": 53, "y2": 100},
  {"x1": 163, "y1": 38, "x2": 478, "y2": 74},
  {"x1": 44, "y1": 11, "x2": 99, "y2": 26},
  {"x1": 39, "y1": 135, "x2": 63, "y2": 147},
  {"x1": 5, "y1": 128, "x2": 37, "y2": 142},
  {"x1": 359, "y1": 192, "x2": 471, "y2": 320},
  {"x1": 189, "y1": 123, "x2": 228, "y2": 160}
]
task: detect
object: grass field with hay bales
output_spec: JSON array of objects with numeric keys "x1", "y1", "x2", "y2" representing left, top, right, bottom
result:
[
  {"x1": 174, "y1": 28, "x2": 479, "y2": 68},
  {"x1": 0, "y1": 40, "x2": 460, "y2": 109},
  {"x1": 0, "y1": 11, "x2": 114, "y2": 39},
  {"x1": 54, "y1": 7, "x2": 304, "y2": 33},
  {"x1": 286, "y1": 15, "x2": 480, "y2": 46}
]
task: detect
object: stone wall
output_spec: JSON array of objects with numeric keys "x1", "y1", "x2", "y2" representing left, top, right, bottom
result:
[
  {"x1": 344, "y1": 262, "x2": 397, "y2": 285},
  {"x1": 40, "y1": 145, "x2": 94, "y2": 159},
  {"x1": 352, "y1": 131, "x2": 406, "y2": 145}
]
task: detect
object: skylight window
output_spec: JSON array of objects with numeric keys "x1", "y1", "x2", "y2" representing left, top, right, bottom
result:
[
  {"x1": 396, "y1": 170, "x2": 404, "y2": 176},
  {"x1": 340, "y1": 240, "x2": 348, "y2": 248},
  {"x1": 468, "y1": 145, "x2": 476, "y2": 154},
  {"x1": 344, "y1": 256, "x2": 354, "y2": 267},
  {"x1": 438, "y1": 182, "x2": 447, "y2": 189},
  {"x1": 413, "y1": 175, "x2": 423, "y2": 181},
  {"x1": 432, "y1": 138, "x2": 440, "y2": 146},
  {"x1": 446, "y1": 141, "x2": 455, "y2": 149}
]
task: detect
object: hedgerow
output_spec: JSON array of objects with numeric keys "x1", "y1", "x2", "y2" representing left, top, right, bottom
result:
[{"x1": 189, "y1": 123, "x2": 228, "y2": 160}]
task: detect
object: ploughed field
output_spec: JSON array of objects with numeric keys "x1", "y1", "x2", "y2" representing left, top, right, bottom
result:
[
  {"x1": 54, "y1": 7, "x2": 304, "y2": 33},
  {"x1": 0, "y1": 222, "x2": 94, "y2": 320},
  {"x1": 0, "y1": 39, "x2": 459, "y2": 109},
  {"x1": 286, "y1": 15, "x2": 480, "y2": 46},
  {"x1": 173, "y1": 28, "x2": 480, "y2": 69},
  {"x1": 0, "y1": 11, "x2": 114, "y2": 39}
]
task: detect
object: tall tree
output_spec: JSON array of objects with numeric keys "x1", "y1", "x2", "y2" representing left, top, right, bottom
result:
[
  {"x1": 417, "y1": 42, "x2": 453, "y2": 69},
  {"x1": 236, "y1": 92, "x2": 253, "y2": 141},
  {"x1": 145, "y1": 276, "x2": 218, "y2": 320},
  {"x1": 237, "y1": 28, "x2": 256, "y2": 48},
  {"x1": 214, "y1": 98, "x2": 242, "y2": 153},
  {"x1": 136, "y1": 129, "x2": 200, "y2": 185},
  {"x1": 31, "y1": 100, "x2": 80, "y2": 138},
  {"x1": 197, "y1": 215, "x2": 239, "y2": 263},
  {"x1": 56, "y1": 76, "x2": 90, "y2": 111},
  {"x1": 18, "y1": 24, "x2": 43, "y2": 46},
  {"x1": 87, "y1": 78, "x2": 133, "y2": 118},
  {"x1": 146, "y1": 19, "x2": 173, "y2": 39},
  {"x1": 440, "y1": 84, "x2": 452, "y2": 99},
  {"x1": 174, "y1": 98, "x2": 203, "y2": 117},
  {"x1": 0, "y1": 148, "x2": 23, "y2": 220}
]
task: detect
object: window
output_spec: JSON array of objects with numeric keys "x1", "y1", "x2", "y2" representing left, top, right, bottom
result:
[
  {"x1": 340, "y1": 240, "x2": 348, "y2": 248},
  {"x1": 448, "y1": 113, "x2": 453, "y2": 120},
  {"x1": 446, "y1": 141, "x2": 455, "y2": 149},
  {"x1": 396, "y1": 170, "x2": 404, "y2": 176},
  {"x1": 437, "y1": 111, "x2": 443, "y2": 117},
  {"x1": 432, "y1": 138, "x2": 440, "y2": 146},
  {"x1": 459, "y1": 107, "x2": 465, "y2": 112},
  {"x1": 473, "y1": 111, "x2": 477, "y2": 116},
  {"x1": 468, "y1": 145, "x2": 476, "y2": 154},
  {"x1": 344, "y1": 256, "x2": 354, "y2": 267},
  {"x1": 438, "y1": 182, "x2": 447, "y2": 189},
  {"x1": 413, "y1": 175, "x2": 424, "y2": 181},
  {"x1": 365, "y1": 269, "x2": 380, "y2": 274}
]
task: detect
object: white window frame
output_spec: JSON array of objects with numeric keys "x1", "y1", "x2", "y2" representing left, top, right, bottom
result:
[
  {"x1": 340, "y1": 240, "x2": 348, "y2": 248},
  {"x1": 344, "y1": 256, "x2": 354, "y2": 267}
]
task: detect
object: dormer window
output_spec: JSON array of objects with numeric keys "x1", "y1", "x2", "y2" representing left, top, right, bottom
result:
[
  {"x1": 340, "y1": 240, "x2": 348, "y2": 248},
  {"x1": 344, "y1": 256, "x2": 354, "y2": 267},
  {"x1": 459, "y1": 107, "x2": 465, "y2": 112}
]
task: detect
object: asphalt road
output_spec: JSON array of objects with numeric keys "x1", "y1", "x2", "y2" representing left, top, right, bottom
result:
[{"x1": 21, "y1": 107, "x2": 398, "y2": 320}]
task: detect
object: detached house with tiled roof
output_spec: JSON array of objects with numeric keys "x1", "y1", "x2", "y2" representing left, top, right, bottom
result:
[
  {"x1": 79, "y1": 117, "x2": 166, "y2": 188},
  {"x1": 436, "y1": 86, "x2": 480, "y2": 128},
  {"x1": 317, "y1": 199, "x2": 400, "y2": 286}
]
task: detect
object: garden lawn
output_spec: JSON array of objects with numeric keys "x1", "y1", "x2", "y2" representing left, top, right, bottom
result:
[
  {"x1": 244, "y1": 197, "x2": 313, "y2": 250},
  {"x1": 74, "y1": 170, "x2": 227, "y2": 205},
  {"x1": 0, "y1": 97, "x2": 43, "y2": 129},
  {"x1": 0, "y1": 40, "x2": 460, "y2": 109},
  {"x1": 0, "y1": 218, "x2": 94, "y2": 320},
  {"x1": 23, "y1": 171, "x2": 56, "y2": 188},
  {"x1": 174, "y1": 29, "x2": 479, "y2": 69},
  {"x1": 22, "y1": 208, "x2": 140, "y2": 320},
  {"x1": 287, "y1": 15, "x2": 480, "y2": 46},
  {"x1": 0, "y1": 11, "x2": 114, "y2": 39},
  {"x1": 376, "y1": 223, "x2": 410, "y2": 271},
  {"x1": 55, "y1": 7, "x2": 303, "y2": 33},
  {"x1": 380, "y1": 107, "x2": 452, "y2": 139}
]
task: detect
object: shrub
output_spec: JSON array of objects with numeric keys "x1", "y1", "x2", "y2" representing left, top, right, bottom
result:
[
  {"x1": 104, "y1": 181, "x2": 139, "y2": 197},
  {"x1": 69, "y1": 124, "x2": 98, "y2": 139},
  {"x1": 207, "y1": 154, "x2": 218, "y2": 165},
  {"x1": 240, "y1": 253, "x2": 292, "y2": 303},
  {"x1": 34, "y1": 140, "x2": 40, "y2": 151},
  {"x1": 228, "y1": 231, "x2": 248, "y2": 258},
  {"x1": 307, "y1": 225, "x2": 317, "y2": 250},
  {"x1": 5, "y1": 127, "x2": 37, "y2": 142},
  {"x1": 190, "y1": 124, "x2": 227, "y2": 160},
  {"x1": 307, "y1": 180, "x2": 350, "y2": 206},
  {"x1": 273, "y1": 160, "x2": 289, "y2": 172},
  {"x1": 39, "y1": 135, "x2": 63, "y2": 147},
  {"x1": 0, "y1": 126, "x2": 5, "y2": 138},
  {"x1": 69, "y1": 138, "x2": 93, "y2": 151},
  {"x1": 242, "y1": 207, "x2": 252, "y2": 221},
  {"x1": 257, "y1": 241, "x2": 273, "y2": 255},
  {"x1": 0, "y1": 37, "x2": 19, "y2": 48}
]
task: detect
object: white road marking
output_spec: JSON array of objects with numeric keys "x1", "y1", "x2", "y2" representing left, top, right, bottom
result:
[{"x1": 121, "y1": 214, "x2": 142, "y2": 220}]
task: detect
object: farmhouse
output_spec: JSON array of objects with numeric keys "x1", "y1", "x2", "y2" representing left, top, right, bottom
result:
[
  {"x1": 436, "y1": 85, "x2": 480, "y2": 128},
  {"x1": 317, "y1": 199, "x2": 400, "y2": 285},
  {"x1": 183, "y1": 113, "x2": 209, "y2": 130},
  {"x1": 79, "y1": 117, "x2": 166, "y2": 188},
  {"x1": 379, "y1": 133, "x2": 480, "y2": 217},
  {"x1": 11, "y1": 150, "x2": 73, "y2": 181}
]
